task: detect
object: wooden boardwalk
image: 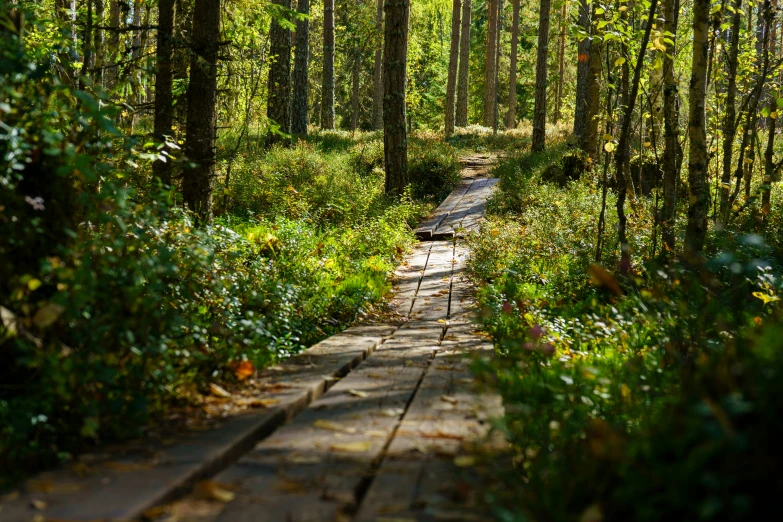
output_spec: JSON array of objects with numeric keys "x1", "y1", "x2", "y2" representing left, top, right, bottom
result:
[{"x1": 0, "y1": 156, "x2": 503, "y2": 522}]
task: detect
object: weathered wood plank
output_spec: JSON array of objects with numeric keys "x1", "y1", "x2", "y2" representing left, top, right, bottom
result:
[
  {"x1": 414, "y1": 180, "x2": 474, "y2": 239},
  {"x1": 0, "y1": 327, "x2": 395, "y2": 522}
]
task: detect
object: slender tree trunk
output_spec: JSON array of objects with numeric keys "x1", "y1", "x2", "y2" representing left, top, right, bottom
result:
[
  {"x1": 582, "y1": 5, "x2": 601, "y2": 159},
  {"x1": 106, "y1": 0, "x2": 120, "y2": 89},
  {"x1": 506, "y1": 0, "x2": 520, "y2": 129},
  {"x1": 493, "y1": 0, "x2": 501, "y2": 133},
  {"x1": 445, "y1": 0, "x2": 461, "y2": 137},
  {"x1": 661, "y1": 0, "x2": 681, "y2": 255},
  {"x1": 351, "y1": 50, "x2": 361, "y2": 131},
  {"x1": 292, "y1": 0, "x2": 310, "y2": 136},
  {"x1": 719, "y1": 0, "x2": 743, "y2": 224},
  {"x1": 455, "y1": 0, "x2": 472, "y2": 127},
  {"x1": 615, "y1": 0, "x2": 658, "y2": 271},
  {"x1": 763, "y1": 0, "x2": 778, "y2": 221},
  {"x1": 483, "y1": 0, "x2": 499, "y2": 127},
  {"x1": 383, "y1": 0, "x2": 410, "y2": 196},
  {"x1": 686, "y1": 0, "x2": 711, "y2": 255},
  {"x1": 555, "y1": 1, "x2": 566, "y2": 125},
  {"x1": 531, "y1": 0, "x2": 552, "y2": 151},
  {"x1": 372, "y1": 0, "x2": 384, "y2": 130},
  {"x1": 267, "y1": 0, "x2": 293, "y2": 145},
  {"x1": 184, "y1": 0, "x2": 220, "y2": 224},
  {"x1": 321, "y1": 0, "x2": 336, "y2": 129},
  {"x1": 573, "y1": 0, "x2": 590, "y2": 143},
  {"x1": 153, "y1": 0, "x2": 176, "y2": 187},
  {"x1": 80, "y1": 0, "x2": 93, "y2": 91}
]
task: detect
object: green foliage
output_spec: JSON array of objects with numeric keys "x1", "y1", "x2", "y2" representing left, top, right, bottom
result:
[{"x1": 470, "y1": 153, "x2": 783, "y2": 521}]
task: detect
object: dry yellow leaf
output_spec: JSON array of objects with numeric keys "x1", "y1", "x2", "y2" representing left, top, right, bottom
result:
[
  {"x1": 347, "y1": 389, "x2": 369, "y2": 398},
  {"x1": 209, "y1": 383, "x2": 232, "y2": 398},
  {"x1": 234, "y1": 397, "x2": 280, "y2": 408},
  {"x1": 194, "y1": 480, "x2": 235, "y2": 503},
  {"x1": 313, "y1": 419, "x2": 358, "y2": 434},
  {"x1": 453, "y1": 455, "x2": 476, "y2": 467},
  {"x1": 30, "y1": 499, "x2": 48, "y2": 511},
  {"x1": 330, "y1": 441, "x2": 372, "y2": 453}
]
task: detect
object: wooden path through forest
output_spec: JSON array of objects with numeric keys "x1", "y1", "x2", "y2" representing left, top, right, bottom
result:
[{"x1": 0, "y1": 155, "x2": 504, "y2": 522}]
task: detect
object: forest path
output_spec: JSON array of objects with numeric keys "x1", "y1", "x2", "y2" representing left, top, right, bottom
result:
[{"x1": 0, "y1": 156, "x2": 504, "y2": 522}]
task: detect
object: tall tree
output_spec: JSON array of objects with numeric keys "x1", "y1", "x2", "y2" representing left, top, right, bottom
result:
[
  {"x1": 554, "y1": 0, "x2": 566, "y2": 124},
  {"x1": 581, "y1": 4, "x2": 601, "y2": 158},
  {"x1": 321, "y1": 0, "x2": 336, "y2": 129},
  {"x1": 686, "y1": 0, "x2": 711, "y2": 255},
  {"x1": 661, "y1": 0, "x2": 682, "y2": 254},
  {"x1": 573, "y1": 0, "x2": 591, "y2": 144},
  {"x1": 351, "y1": 47, "x2": 361, "y2": 131},
  {"x1": 93, "y1": 0, "x2": 104, "y2": 86},
  {"x1": 383, "y1": 0, "x2": 410, "y2": 195},
  {"x1": 184, "y1": 0, "x2": 221, "y2": 224},
  {"x1": 455, "y1": 0, "x2": 472, "y2": 127},
  {"x1": 718, "y1": 0, "x2": 743, "y2": 224},
  {"x1": 445, "y1": 0, "x2": 461, "y2": 137},
  {"x1": 106, "y1": 0, "x2": 120, "y2": 88},
  {"x1": 153, "y1": 0, "x2": 176, "y2": 186},
  {"x1": 762, "y1": 0, "x2": 778, "y2": 221},
  {"x1": 506, "y1": 0, "x2": 520, "y2": 129},
  {"x1": 267, "y1": 0, "x2": 293, "y2": 145},
  {"x1": 614, "y1": 0, "x2": 659, "y2": 270},
  {"x1": 531, "y1": 0, "x2": 552, "y2": 151},
  {"x1": 483, "y1": 0, "x2": 499, "y2": 127},
  {"x1": 292, "y1": 0, "x2": 310, "y2": 136},
  {"x1": 372, "y1": 0, "x2": 384, "y2": 130}
]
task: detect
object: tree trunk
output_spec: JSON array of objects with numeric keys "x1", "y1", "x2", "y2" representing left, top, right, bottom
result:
[
  {"x1": 573, "y1": 0, "x2": 590, "y2": 143},
  {"x1": 106, "y1": 0, "x2": 120, "y2": 88},
  {"x1": 685, "y1": 0, "x2": 711, "y2": 255},
  {"x1": 483, "y1": 0, "x2": 498, "y2": 127},
  {"x1": 372, "y1": 0, "x2": 384, "y2": 130},
  {"x1": 762, "y1": 0, "x2": 778, "y2": 221},
  {"x1": 80, "y1": 0, "x2": 93, "y2": 91},
  {"x1": 445, "y1": 0, "x2": 461, "y2": 137},
  {"x1": 531, "y1": 0, "x2": 552, "y2": 151},
  {"x1": 153, "y1": 0, "x2": 176, "y2": 187},
  {"x1": 661, "y1": 0, "x2": 681, "y2": 255},
  {"x1": 718, "y1": 0, "x2": 743, "y2": 224},
  {"x1": 267, "y1": 0, "x2": 293, "y2": 145},
  {"x1": 184, "y1": 0, "x2": 220, "y2": 224},
  {"x1": 292, "y1": 0, "x2": 310, "y2": 136},
  {"x1": 581, "y1": 4, "x2": 601, "y2": 159},
  {"x1": 321, "y1": 0, "x2": 336, "y2": 129},
  {"x1": 493, "y1": 0, "x2": 501, "y2": 133},
  {"x1": 455, "y1": 0, "x2": 472, "y2": 127},
  {"x1": 615, "y1": 0, "x2": 659, "y2": 271},
  {"x1": 93, "y1": 0, "x2": 104, "y2": 86},
  {"x1": 554, "y1": 0, "x2": 566, "y2": 124},
  {"x1": 351, "y1": 50, "x2": 361, "y2": 132},
  {"x1": 506, "y1": 0, "x2": 520, "y2": 129},
  {"x1": 383, "y1": 0, "x2": 410, "y2": 196}
]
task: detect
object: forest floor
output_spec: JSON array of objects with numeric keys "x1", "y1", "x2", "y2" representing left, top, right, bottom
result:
[{"x1": 0, "y1": 154, "x2": 508, "y2": 522}]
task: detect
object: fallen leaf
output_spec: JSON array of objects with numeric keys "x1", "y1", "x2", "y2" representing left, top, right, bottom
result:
[
  {"x1": 33, "y1": 303, "x2": 65, "y2": 329},
  {"x1": 453, "y1": 455, "x2": 476, "y2": 467},
  {"x1": 30, "y1": 499, "x2": 47, "y2": 511},
  {"x1": 194, "y1": 480, "x2": 235, "y2": 503},
  {"x1": 209, "y1": 383, "x2": 232, "y2": 398},
  {"x1": 234, "y1": 397, "x2": 280, "y2": 408},
  {"x1": 231, "y1": 360, "x2": 255, "y2": 381},
  {"x1": 380, "y1": 408, "x2": 405, "y2": 417},
  {"x1": 330, "y1": 441, "x2": 372, "y2": 453},
  {"x1": 440, "y1": 395, "x2": 459, "y2": 404},
  {"x1": 347, "y1": 389, "x2": 369, "y2": 398},
  {"x1": 313, "y1": 419, "x2": 358, "y2": 434},
  {"x1": 365, "y1": 430, "x2": 388, "y2": 438},
  {"x1": 288, "y1": 455, "x2": 322, "y2": 464}
]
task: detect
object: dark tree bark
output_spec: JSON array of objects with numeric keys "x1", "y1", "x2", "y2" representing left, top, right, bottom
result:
[
  {"x1": 483, "y1": 0, "x2": 499, "y2": 127},
  {"x1": 615, "y1": 0, "x2": 658, "y2": 271},
  {"x1": 506, "y1": 0, "x2": 520, "y2": 129},
  {"x1": 686, "y1": 0, "x2": 711, "y2": 255},
  {"x1": 267, "y1": 0, "x2": 293, "y2": 145},
  {"x1": 383, "y1": 0, "x2": 410, "y2": 196},
  {"x1": 106, "y1": 0, "x2": 120, "y2": 88},
  {"x1": 93, "y1": 0, "x2": 104, "y2": 86},
  {"x1": 80, "y1": 0, "x2": 93, "y2": 91},
  {"x1": 184, "y1": 0, "x2": 220, "y2": 224},
  {"x1": 153, "y1": 0, "x2": 176, "y2": 187},
  {"x1": 321, "y1": 0, "x2": 336, "y2": 129},
  {"x1": 531, "y1": 0, "x2": 552, "y2": 151},
  {"x1": 455, "y1": 0, "x2": 471, "y2": 127},
  {"x1": 292, "y1": 0, "x2": 310, "y2": 136},
  {"x1": 762, "y1": 0, "x2": 778, "y2": 221},
  {"x1": 445, "y1": 0, "x2": 461, "y2": 137},
  {"x1": 372, "y1": 0, "x2": 384, "y2": 130},
  {"x1": 573, "y1": 0, "x2": 590, "y2": 143},
  {"x1": 719, "y1": 0, "x2": 743, "y2": 224},
  {"x1": 351, "y1": 49, "x2": 361, "y2": 131},
  {"x1": 554, "y1": 1, "x2": 566, "y2": 124},
  {"x1": 581, "y1": 3, "x2": 601, "y2": 158},
  {"x1": 661, "y1": 0, "x2": 681, "y2": 254}
]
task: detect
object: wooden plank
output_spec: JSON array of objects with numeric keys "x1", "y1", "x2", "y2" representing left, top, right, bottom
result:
[
  {"x1": 186, "y1": 336, "x2": 439, "y2": 522},
  {"x1": 414, "y1": 180, "x2": 474, "y2": 239},
  {"x1": 0, "y1": 327, "x2": 395, "y2": 522},
  {"x1": 433, "y1": 179, "x2": 491, "y2": 238},
  {"x1": 409, "y1": 242, "x2": 454, "y2": 322}
]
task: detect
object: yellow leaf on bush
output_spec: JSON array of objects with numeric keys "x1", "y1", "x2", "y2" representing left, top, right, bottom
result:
[{"x1": 752, "y1": 292, "x2": 780, "y2": 306}]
